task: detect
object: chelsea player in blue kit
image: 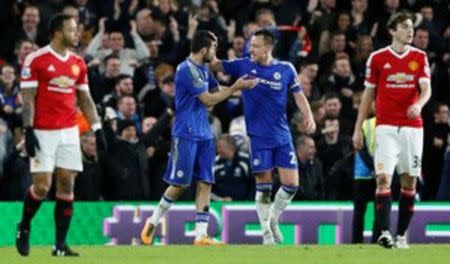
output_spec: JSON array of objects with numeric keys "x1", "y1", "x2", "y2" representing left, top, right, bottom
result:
[
  {"x1": 140, "y1": 30, "x2": 256, "y2": 245},
  {"x1": 211, "y1": 29, "x2": 316, "y2": 244}
]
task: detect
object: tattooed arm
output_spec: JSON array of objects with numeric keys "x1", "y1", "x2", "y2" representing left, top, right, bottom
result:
[{"x1": 21, "y1": 89, "x2": 36, "y2": 127}]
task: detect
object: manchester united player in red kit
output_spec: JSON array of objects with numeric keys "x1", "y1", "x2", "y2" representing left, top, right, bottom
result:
[
  {"x1": 353, "y1": 12, "x2": 431, "y2": 249},
  {"x1": 16, "y1": 14, "x2": 107, "y2": 256}
]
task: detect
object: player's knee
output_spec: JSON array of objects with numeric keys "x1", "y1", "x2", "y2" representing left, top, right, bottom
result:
[
  {"x1": 33, "y1": 183, "x2": 50, "y2": 197},
  {"x1": 377, "y1": 174, "x2": 391, "y2": 190}
]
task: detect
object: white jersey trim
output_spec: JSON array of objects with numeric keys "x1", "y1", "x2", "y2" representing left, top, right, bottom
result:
[
  {"x1": 365, "y1": 47, "x2": 389, "y2": 67},
  {"x1": 21, "y1": 81, "x2": 38, "y2": 88},
  {"x1": 23, "y1": 46, "x2": 51, "y2": 67},
  {"x1": 418, "y1": 78, "x2": 431, "y2": 86},
  {"x1": 387, "y1": 45, "x2": 411, "y2": 59},
  {"x1": 364, "y1": 80, "x2": 376, "y2": 89},
  {"x1": 77, "y1": 84, "x2": 89, "y2": 91},
  {"x1": 48, "y1": 45, "x2": 71, "y2": 62}
]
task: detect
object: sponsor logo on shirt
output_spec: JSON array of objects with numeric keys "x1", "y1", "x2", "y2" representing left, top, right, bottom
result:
[
  {"x1": 386, "y1": 72, "x2": 414, "y2": 83},
  {"x1": 48, "y1": 76, "x2": 76, "y2": 93}
]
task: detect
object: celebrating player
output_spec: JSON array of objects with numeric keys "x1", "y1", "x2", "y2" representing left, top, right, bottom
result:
[
  {"x1": 16, "y1": 14, "x2": 107, "y2": 257},
  {"x1": 211, "y1": 29, "x2": 316, "y2": 245},
  {"x1": 140, "y1": 30, "x2": 256, "y2": 246},
  {"x1": 352, "y1": 12, "x2": 431, "y2": 249}
]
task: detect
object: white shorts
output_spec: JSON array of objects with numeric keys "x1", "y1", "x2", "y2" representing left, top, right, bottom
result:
[
  {"x1": 374, "y1": 125, "x2": 423, "y2": 177},
  {"x1": 30, "y1": 126, "x2": 83, "y2": 173}
]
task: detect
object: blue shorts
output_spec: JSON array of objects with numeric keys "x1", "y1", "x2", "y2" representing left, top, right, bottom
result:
[
  {"x1": 249, "y1": 140, "x2": 298, "y2": 173},
  {"x1": 163, "y1": 137, "x2": 215, "y2": 186}
]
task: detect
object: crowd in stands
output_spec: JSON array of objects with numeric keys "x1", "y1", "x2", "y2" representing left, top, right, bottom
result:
[{"x1": 0, "y1": 0, "x2": 449, "y2": 202}]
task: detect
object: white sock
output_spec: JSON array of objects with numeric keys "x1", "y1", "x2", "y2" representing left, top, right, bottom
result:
[
  {"x1": 195, "y1": 212, "x2": 210, "y2": 239},
  {"x1": 270, "y1": 186, "x2": 297, "y2": 222},
  {"x1": 255, "y1": 183, "x2": 272, "y2": 232},
  {"x1": 149, "y1": 195, "x2": 174, "y2": 226}
]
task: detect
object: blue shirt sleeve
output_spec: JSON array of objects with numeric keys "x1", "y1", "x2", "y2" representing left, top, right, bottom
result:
[
  {"x1": 178, "y1": 65, "x2": 208, "y2": 97},
  {"x1": 208, "y1": 70, "x2": 219, "y2": 90},
  {"x1": 222, "y1": 59, "x2": 243, "y2": 78},
  {"x1": 286, "y1": 62, "x2": 302, "y2": 93}
]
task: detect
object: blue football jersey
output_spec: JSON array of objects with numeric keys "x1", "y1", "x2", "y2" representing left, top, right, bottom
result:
[
  {"x1": 222, "y1": 58, "x2": 301, "y2": 148},
  {"x1": 172, "y1": 58, "x2": 219, "y2": 140}
]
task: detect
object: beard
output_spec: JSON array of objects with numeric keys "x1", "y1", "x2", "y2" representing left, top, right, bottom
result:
[{"x1": 63, "y1": 36, "x2": 78, "y2": 48}]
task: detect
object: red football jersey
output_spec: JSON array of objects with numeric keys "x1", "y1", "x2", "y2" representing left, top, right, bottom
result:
[
  {"x1": 20, "y1": 45, "x2": 89, "y2": 130},
  {"x1": 365, "y1": 46, "x2": 430, "y2": 127}
]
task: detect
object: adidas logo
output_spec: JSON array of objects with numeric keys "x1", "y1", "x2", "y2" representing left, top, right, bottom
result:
[
  {"x1": 48, "y1": 65, "x2": 56, "y2": 72},
  {"x1": 250, "y1": 69, "x2": 257, "y2": 74},
  {"x1": 383, "y1": 63, "x2": 392, "y2": 69}
]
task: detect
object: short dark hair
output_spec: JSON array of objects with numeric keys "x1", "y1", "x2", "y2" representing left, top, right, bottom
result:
[
  {"x1": 387, "y1": 12, "x2": 413, "y2": 31},
  {"x1": 323, "y1": 92, "x2": 341, "y2": 102},
  {"x1": 104, "y1": 54, "x2": 121, "y2": 64},
  {"x1": 115, "y1": 74, "x2": 132, "y2": 86},
  {"x1": 191, "y1": 30, "x2": 217, "y2": 53},
  {"x1": 253, "y1": 29, "x2": 276, "y2": 47},
  {"x1": 48, "y1": 13, "x2": 73, "y2": 38}
]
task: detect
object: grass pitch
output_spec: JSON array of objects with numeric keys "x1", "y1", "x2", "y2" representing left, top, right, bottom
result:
[{"x1": 0, "y1": 244, "x2": 448, "y2": 264}]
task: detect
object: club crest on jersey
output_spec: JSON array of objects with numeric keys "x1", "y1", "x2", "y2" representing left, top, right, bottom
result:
[
  {"x1": 273, "y1": 72, "x2": 281, "y2": 80},
  {"x1": 21, "y1": 67, "x2": 31, "y2": 79},
  {"x1": 408, "y1": 60, "x2": 419, "y2": 71},
  {"x1": 71, "y1": 65, "x2": 80, "y2": 76}
]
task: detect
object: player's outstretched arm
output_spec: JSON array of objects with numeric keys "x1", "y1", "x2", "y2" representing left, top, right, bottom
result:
[
  {"x1": 77, "y1": 90, "x2": 108, "y2": 152},
  {"x1": 197, "y1": 76, "x2": 256, "y2": 108},
  {"x1": 352, "y1": 88, "x2": 375, "y2": 150},
  {"x1": 292, "y1": 91, "x2": 316, "y2": 134}
]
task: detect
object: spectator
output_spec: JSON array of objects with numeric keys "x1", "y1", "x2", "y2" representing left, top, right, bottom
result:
[
  {"x1": 422, "y1": 103, "x2": 450, "y2": 200},
  {"x1": 86, "y1": 18, "x2": 150, "y2": 76},
  {"x1": 116, "y1": 95, "x2": 142, "y2": 134},
  {"x1": 103, "y1": 110, "x2": 172, "y2": 200},
  {"x1": 0, "y1": 129, "x2": 28, "y2": 200},
  {"x1": 14, "y1": 5, "x2": 47, "y2": 48},
  {"x1": 11, "y1": 40, "x2": 36, "y2": 74},
  {"x1": 323, "y1": 92, "x2": 353, "y2": 136},
  {"x1": 0, "y1": 64, "x2": 22, "y2": 130},
  {"x1": 295, "y1": 135, "x2": 324, "y2": 200},
  {"x1": 317, "y1": 117, "x2": 353, "y2": 182},
  {"x1": 212, "y1": 134, "x2": 253, "y2": 201},
  {"x1": 322, "y1": 54, "x2": 358, "y2": 122},
  {"x1": 102, "y1": 74, "x2": 135, "y2": 109},
  {"x1": 74, "y1": 131, "x2": 103, "y2": 201},
  {"x1": 89, "y1": 54, "x2": 122, "y2": 103}
]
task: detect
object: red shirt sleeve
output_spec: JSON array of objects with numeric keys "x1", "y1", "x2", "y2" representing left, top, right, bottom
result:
[
  {"x1": 364, "y1": 52, "x2": 378, "y2": 88},
  {"x1": 20, "y1": 53, "x2": 39, "y2": 89}
]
